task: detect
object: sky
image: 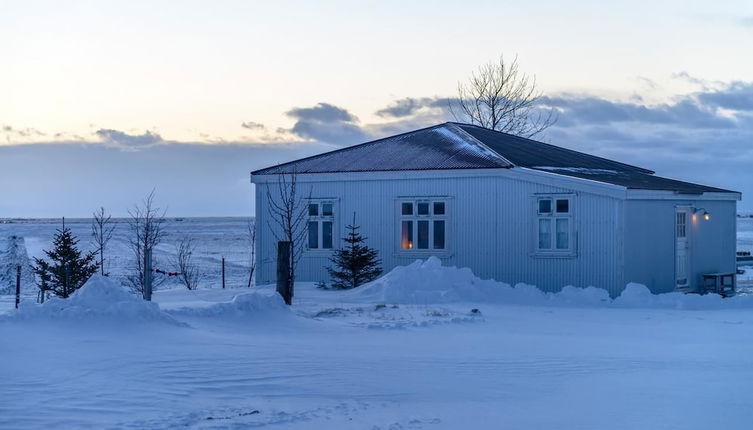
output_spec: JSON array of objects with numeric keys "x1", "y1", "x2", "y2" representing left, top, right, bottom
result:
[{"x1": 1, "y1": 0, "x2": 752, "y2": 217}]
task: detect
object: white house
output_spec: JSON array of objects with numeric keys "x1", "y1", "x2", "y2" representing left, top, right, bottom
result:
[{"x1": 251, "y1": 122, "x2": 740, "y2": 296}]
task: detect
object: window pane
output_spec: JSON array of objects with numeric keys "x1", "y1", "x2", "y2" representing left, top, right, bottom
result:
[
  {"x1": 308, "y1": 203, "x2": 319, "y2": 216},
  {"x1": 538, "y1": 199, "x2": 552, "y2": 214},
  {"x1": 433, "y1": 220, "x2": 445, "y2": 249},
  {"x1": 322, "y1": 203, "x2": 333, "y2": 216},
  {"x1": 417, "y1": 202, "x2": 430, "y2": 215},
  {"x1": 417, "y1": 220, "x2": 429, "y2": 249},
  {"x1": 538, "y1": 219, "x2": 552, "y2": 249},
  {"x1": 322, "y1": 221, "x2": 333, "y2": 248},
  {"x1": 556, "y1": 199, "x2": 569, "y2": 213},
  {"x1": 433, "y1": 202, "x2": 445, "y2": 215},
  {"x1": 401, "y1": 221, "x2": 413, "y2": 249},
  {"x1": 401, "y1": 202, "x2": 413, "y2": 215},
  {"x1": 308, "y1": 221, "x2": 319, "y2": 248},
  {"x1": 556, "y1": 218, "x2": 569, "y2": 249}
]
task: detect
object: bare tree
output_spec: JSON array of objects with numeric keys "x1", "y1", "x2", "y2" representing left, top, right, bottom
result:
[
  {"x1": 173, "y1": 236, "x2": 200, "y2": 290},
  {"x1": 246, "y1": 218, "x2": 256, "y2": 288},
  {"x1": 265, "y1": 172, "x2": 310, "y2": 301},
  {"x1": 453, "y1": 55, "x2": 556, "y2": 138},
  {"x1": 126, "y1": 190, "x2": 166, "y2": 299},
  {"x1": 91, "y1": 207, "x2": 116, "y2": 276}
]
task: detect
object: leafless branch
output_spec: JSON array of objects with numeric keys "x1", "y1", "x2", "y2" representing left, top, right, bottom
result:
[
  {"x1": 247, "y1": 218, "x2": 256, "y2": 288},
  {"x1": 174, "y1": 236, "x2": 200, "y2": 290},
  {"x1": 126, "y1": 189, "x2": 167, "y2": 296},
  {"x1": 265, "y1": 172, "x2": 311, "y2": 291},
  {"x1": 91, "y1": 206, "x2": 115, "y2": 276},
  {"x1": 452, "y1": 55, "x2": 557, "y2": 138}
]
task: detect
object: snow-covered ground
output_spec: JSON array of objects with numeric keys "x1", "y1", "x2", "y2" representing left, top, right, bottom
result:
[
  {"x1": 3, "y1": 259, "x2": 753, "y2": 428},
  {"x1": 2, "y1": 218, "x2": 753, "y2": 428}
]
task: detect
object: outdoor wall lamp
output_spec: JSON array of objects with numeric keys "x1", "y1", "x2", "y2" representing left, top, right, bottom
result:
[{"x1": 694, "y1": 208, "x2": 711, "y2": 221}]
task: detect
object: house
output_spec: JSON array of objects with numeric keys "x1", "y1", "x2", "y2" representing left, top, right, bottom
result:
[{"x1": 251, "y1": 122, "x2": 740, "y2": 296}]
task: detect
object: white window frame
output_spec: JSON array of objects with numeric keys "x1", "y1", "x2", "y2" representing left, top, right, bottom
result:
[
  {"x1": 396, "y1": 198, "x2": 449, "y2": 254},
  {"x1": 533, "y1": 194, "x2": 576, "y2": 257},
  {"x1": 306, "y1": 199, "x2": 337, "y2": 252}
]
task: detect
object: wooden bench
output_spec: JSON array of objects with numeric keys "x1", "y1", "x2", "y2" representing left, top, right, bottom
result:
[{"x1": 702, "y1": 273, "x2": 736, "y2": 297}]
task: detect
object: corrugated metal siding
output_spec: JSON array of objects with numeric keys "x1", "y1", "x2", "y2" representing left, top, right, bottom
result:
[
  {"x1": 623, "y1": 199, "x2": 737, "y2": 293},
  {"x1": 257, "y1": 171, "x2": 624, "y2": 296}
]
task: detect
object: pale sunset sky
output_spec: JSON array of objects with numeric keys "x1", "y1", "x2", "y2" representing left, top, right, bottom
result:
[{"x1": 2, "y1": 0, "x2": 752, "y2": 216}]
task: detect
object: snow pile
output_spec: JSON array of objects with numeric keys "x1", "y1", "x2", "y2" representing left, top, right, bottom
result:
[
  {"x1": 166, "y1": 291, "x2": 289, "y2": 318},
  {"x1": 613, "y1": 283, "x2": 753, "y2": 310},
  {"x1": 345, "y1": 257, "x2": 753, "y2": 309},
  {"x1": 8, "y1": 275, "x2": 180, "y2": 324},
  {"x1": 345, "y1": 257, "x2": 611, "y2": 306}
]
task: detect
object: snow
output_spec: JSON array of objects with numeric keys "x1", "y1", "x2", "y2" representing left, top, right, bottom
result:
[
  {"x1": 2, "y1": 219, "x2": 753, "y2": 428},
  {"x1": 3, "y1": 277, "x2": 753, "y2": 429},
  {"x1": 533, "y1": 166, "x2": 621, "y2": 175},
  {"x1": 6, "y1": 275, "x2": 180, "y2": 324},
  {"x1": 346, "y1": 257, "x2": 753, "y2": 310},
  {"x1": 436, "y1": 125, "x2": 506, "y2": 162}
]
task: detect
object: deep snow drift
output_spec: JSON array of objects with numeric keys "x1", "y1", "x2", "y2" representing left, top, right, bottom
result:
[{"x1": 6, "y1": 275, "x2": 179, "y2": 324}]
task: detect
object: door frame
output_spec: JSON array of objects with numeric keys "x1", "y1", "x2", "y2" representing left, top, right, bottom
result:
[{"x1": 674, "y1": 206, "x2": 692, "y2": 291}]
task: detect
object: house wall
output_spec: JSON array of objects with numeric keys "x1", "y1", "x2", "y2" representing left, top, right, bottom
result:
[
  {"x1": 255, "y1": 170, "x2": 627, "y2": 296},
  {"x1": 623, "y1": 198, "x2": 738, "y2": 293}
]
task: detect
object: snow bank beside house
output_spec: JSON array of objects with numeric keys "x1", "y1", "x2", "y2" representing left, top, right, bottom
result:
[
  {"x1": 345, "y1": 257, "x2": 611, "y2": 306},
  {"x1": 345, "y1": 257, "x2": 753, "y2": 309},
  {"x1": 6, "y1": 275, "x2": 180, "y2": 324}
]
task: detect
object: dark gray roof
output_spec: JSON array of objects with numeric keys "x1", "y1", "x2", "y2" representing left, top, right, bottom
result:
[
  {"x1": 252, "y1": 122, "x2": 736, "y2": 194},
  {"x1": 252, "y1": 123, "x2": 511, "y2": 174}
]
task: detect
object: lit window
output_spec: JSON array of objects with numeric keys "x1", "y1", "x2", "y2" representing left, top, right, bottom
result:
[
  {"x1": 307, "y1": 201, "x2": 335, "y2": 250},
  {"x1": 535, "y1": 196, "x2": 573, "y2": 254},
  {"x1": 401, "y1": 220, "x2": 413, "y2": 249},
  {"x1": 400, "y1": 199, "x2": 447, "y2": 251}
]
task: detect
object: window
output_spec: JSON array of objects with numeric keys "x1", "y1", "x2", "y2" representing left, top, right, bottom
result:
[
  {"x1": 676, "y1": 212, "x2": 686, "y2": 238},
  {"x1": 307, "y1": 201, "x2": 335, "y2": 249},
  {"x1": 400, "y1": 199, "x2": 447, "y2": 251},
  {"x1": 535, "y1": 196, "x2": 573, "y2": 254}
]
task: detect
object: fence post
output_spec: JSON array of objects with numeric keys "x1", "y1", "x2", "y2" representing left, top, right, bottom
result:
[
  {"x1": 15, "y1": 265, "x2": 21, "y2": 309},
  {"x1": 143, "y1": 248, "x2": 153, "y2": 301},
  {"x1": 221, "y1": 257, "x2": 226, "y2": 289},
  {"x1": 276, "y1": 241, "x2": 292, "y2": 305}
]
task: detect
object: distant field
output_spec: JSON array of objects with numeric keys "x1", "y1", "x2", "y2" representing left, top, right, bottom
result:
[{"x1": 0, "y1": 217, "x2": 254, "y2": 292}]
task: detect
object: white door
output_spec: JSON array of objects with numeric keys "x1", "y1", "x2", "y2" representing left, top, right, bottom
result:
[{"x1": 675, "y1": 209, "x2": 690, "y2": 289}]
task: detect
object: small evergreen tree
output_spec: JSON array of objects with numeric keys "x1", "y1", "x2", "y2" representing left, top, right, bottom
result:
[
  {"x1": 33, "y1": 224, "x2": 99, "y2": 298},
  {"x1": 326, "y1": 213, "x2": 382, "y2": 289}
]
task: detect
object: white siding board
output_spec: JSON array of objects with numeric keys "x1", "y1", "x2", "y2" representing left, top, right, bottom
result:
[{"x1": 256, "y1": 172, "x2": 625, "y2": 296}]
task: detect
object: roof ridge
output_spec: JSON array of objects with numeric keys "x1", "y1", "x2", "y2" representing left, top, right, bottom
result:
[
  {"x1": 453, "y1": 122, "x2": 655, "y2": 175},
  {"x1": 445, "y1": 123, "x2": 514, "y2": 167}
]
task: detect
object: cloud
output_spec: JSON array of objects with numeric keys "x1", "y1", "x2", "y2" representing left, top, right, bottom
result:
[
  {"x1": 1, "y1": 125, "x2": 46, "y2": 142},
  {"x1": 287, "y1": 103, "x2": 357, "y2": 123},
  {"x1": 374, "y1": 97, "x2": 456, "y2": 119},
  {"x1": 741, "y1": 16, "x2": 753, "y2": 27},
  {"x1": 95, "y1": 129, "x2": 163, "y2": 149},
  {"x1": 695, "y1": 81, "x2": 753, "y2": 111},
  {"x1": 241, "y1": 121, "x2": 265, "y2": 131},
  {"x1": 0, "y1": 139, "x2": 334, "y2": 217},
  {"x1": 284, "y1": 102, "x2": 368, "y2": 145}
]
